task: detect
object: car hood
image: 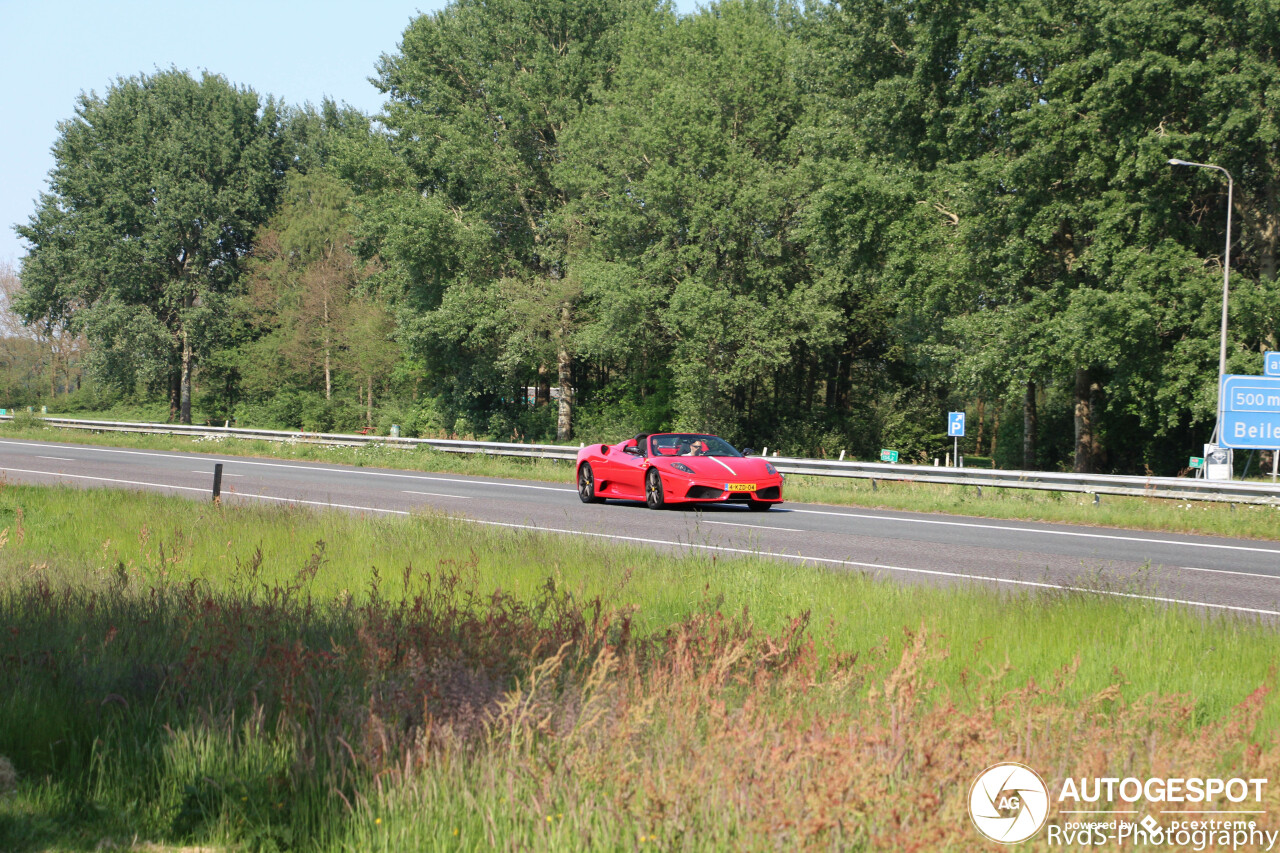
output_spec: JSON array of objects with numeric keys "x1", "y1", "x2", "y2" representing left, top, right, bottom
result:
[{"x1": 657, "y1": 455, "x2": 775, "y2": 479}]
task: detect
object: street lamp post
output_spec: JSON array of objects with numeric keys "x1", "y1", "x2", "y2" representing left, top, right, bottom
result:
[{"x1": 1168, "y1": 158, "x2": 1233, "y2": 444}]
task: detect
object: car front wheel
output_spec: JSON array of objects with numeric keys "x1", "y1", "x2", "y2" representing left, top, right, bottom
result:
[
  {"x1": 578, "y1": 463, "x2": 603, "y2": 503},
  {"x1": 645, "y1": 468, "x2": 666, "y2": 509}
]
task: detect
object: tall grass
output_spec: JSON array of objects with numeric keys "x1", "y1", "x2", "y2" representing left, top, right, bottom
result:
[{"x1": 0, "y1": 485, "x2": 1278, "y2": 849}]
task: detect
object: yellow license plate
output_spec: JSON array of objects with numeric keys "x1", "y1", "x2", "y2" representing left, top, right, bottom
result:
[{"x1": 725, "y1": 483, "x2": 757, "y2": 491}]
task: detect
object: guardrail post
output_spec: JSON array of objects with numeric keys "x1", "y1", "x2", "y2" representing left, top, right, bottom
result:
[{"x1": 212, "y1": 463, "x2": 223, "y2": 503}]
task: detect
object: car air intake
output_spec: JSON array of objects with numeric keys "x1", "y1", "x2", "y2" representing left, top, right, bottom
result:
[{"x1": 684, "y1": 486, "x2": 723, "y2": 499}]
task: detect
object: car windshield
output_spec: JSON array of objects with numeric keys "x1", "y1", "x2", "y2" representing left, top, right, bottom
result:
[{"x1": 648, "y1": 434, "x2": 743, "y2": 458}]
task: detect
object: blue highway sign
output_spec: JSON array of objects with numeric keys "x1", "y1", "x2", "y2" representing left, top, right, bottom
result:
[
  {"x1": 1266, "y1": 351, "x2": 1280, "y2": 377},
  {"x1": 1220, "y1": 375, "x2": 1280, "y2": 448},
  {"x1": 948, "y1": 412, "x2": 966, "y2": 437}
]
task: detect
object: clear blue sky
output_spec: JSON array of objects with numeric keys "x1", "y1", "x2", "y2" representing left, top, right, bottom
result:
[{"x1": 0, "y1": 0, "x2": 699, "y2": 267}]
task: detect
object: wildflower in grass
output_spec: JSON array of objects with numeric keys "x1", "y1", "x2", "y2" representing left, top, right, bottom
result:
[{"x1": 375, "y1": 818, "x2": 382, "y2": 825}]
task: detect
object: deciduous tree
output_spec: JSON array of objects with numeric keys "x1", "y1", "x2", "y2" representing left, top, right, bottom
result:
[{"x1": 15, "y1": 69, "x2": 282, "y2": 423}]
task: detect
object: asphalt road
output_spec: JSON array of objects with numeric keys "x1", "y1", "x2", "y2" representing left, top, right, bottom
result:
[{"x1": 3, "y1": 436, "x2": 1280, "y2": 618}]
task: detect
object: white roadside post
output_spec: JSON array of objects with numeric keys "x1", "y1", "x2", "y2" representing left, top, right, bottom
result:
[{"x1": 1169, "y1": 158, "x2": 1233, "y2": 475}]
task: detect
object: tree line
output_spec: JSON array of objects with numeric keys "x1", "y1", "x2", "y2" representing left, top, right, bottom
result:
[{"x1": 9, "y1": 0, "x2": 1279, "y2": 474}]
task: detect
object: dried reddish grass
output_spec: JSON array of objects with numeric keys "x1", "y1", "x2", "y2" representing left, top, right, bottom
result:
[{"x1": 4, "y1": 554, "x2": 1278, "y2": 850}]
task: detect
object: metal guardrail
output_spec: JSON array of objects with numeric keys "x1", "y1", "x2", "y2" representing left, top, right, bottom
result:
[
  {"x1": 4, "y1": 414, "x2": 1280, "y2": 505},
  {"x1": 767, "y1": 456, "x2": 1280, "y2": 505},
  {"x1": 3, "y1": 416, "x2": 576, "y2": 458}
]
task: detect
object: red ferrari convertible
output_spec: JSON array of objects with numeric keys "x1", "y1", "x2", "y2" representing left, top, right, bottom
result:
[{"x1": 576, "y1": 433, "x2": 784, "y2": 510}]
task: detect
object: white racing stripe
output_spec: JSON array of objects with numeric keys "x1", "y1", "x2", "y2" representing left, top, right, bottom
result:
[
  {"x1": 2, "y1": 463, "x2": 1276, "y2": 616},
  {"x1": 707, "y1": 456, "x2": 737, "y2": 475}
]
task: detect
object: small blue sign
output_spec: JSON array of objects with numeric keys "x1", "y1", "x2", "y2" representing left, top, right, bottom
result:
[
  {"x1": 1220, "y1": 374, "x2": 1280, "y2": 449},
  {"x1": 948, "y1": 412, "x2": 966, "y2": 437},
  {"x1": 1266, "y1": 351, "x2": 1280, "y2": 377}
]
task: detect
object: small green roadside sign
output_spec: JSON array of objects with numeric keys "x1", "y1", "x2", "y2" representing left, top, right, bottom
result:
[
  {"x1": 1189, "y1": 456, "x2": 1205, "y2": 469},
  {"x1": 880, "y1": 449, "x2": 899, "y2": 463}
]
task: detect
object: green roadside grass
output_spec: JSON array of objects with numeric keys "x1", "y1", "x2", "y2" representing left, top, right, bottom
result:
[
  {"x1": 1, "y1": 483, "x2": 1279, "y2": 850},
  {"x1": 2, "y1": 482, "x2": 1272, "y2": 711},
  {"x1": 4, "y1": 419, "x2": 1280, "y2": 541}
]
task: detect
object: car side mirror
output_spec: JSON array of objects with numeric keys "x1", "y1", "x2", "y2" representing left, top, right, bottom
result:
[{"x1": 742, "y1": 447, "x2": 756, "y2": 456}]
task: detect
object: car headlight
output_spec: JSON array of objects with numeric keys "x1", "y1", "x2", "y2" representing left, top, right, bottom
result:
[
  {"x1": 671, "y1": 462, "x2": 695, "y2": 474},
  {"x1": 765, "y1": 462, "x2": 777, "y2": 475}
]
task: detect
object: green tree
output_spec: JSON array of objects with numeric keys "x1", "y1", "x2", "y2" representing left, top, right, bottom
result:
[
  {"x1": 244, "y1": 171, "x2": 364, "y2": 400},
  {"x1": 561, "y1": 0, "x2": 833, "y2": 444},
  {"x1": 805, "y1": 0, "x2": 1280, "y2": 473},
  {"x1": 238, "y1": 170, "x2": 401, "y2": 429},
  {"x1": 15, "y1": 69, "x2": 282, "y2": 423},
  {"x1": 365, "y1": 0, "x2": 649, "y2": 440},
  {"x1": 955, "y1": 0, "x2": 1280, "y2": 472}
]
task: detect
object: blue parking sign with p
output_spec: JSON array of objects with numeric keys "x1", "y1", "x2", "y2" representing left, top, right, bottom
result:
[{"x1": 948, "y1": 412, "x2": 965, "y2": 437}]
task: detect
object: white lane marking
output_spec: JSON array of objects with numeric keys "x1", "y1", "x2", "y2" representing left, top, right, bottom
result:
[
  {"x1": 401, "y1": 475, "x2": 571, "y2": 493},
  {"x1": 2, "y1": 465, "x2": 1275, "y2": 615},
  {"x1": 234, "y1": 493, "x2": 409, "y2": 515},
  {"x1": 1180, "y1": 565, "x2": 1280, "y2": 581},
  {"x1": 0, "y1": 439, "x2": 575, "y2": 492},
  {"x1": 37, "y1": 456, "x2": 74, "y2": 462},
  {"x1": 0, "y1": 466, "x2": 407, "y2": 516},
  {"x1": 456, "y1": 519, "x2": 1280, "y2": 618},
  {"x1": 4, "y1": 438, "x2": 1277, "y2": 557},
  {"x1": 0, "y1": 438, "x2": 576, "y2": 491},
  {"x1": 404, "y1": 490, "x2": 471, "y2": 500},
  {"x1": 701, "y1": 520, "x2": 804, "y2": 532},
  {"x1": 788, "y1": 508, "x2": 1280, "y2": 556},
  {"x1": 194, "y1": 470, "x2": 242, "y2": 476},
  {"x1": 0, "y1": 467, "x2": 208, "y2": 493}
]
